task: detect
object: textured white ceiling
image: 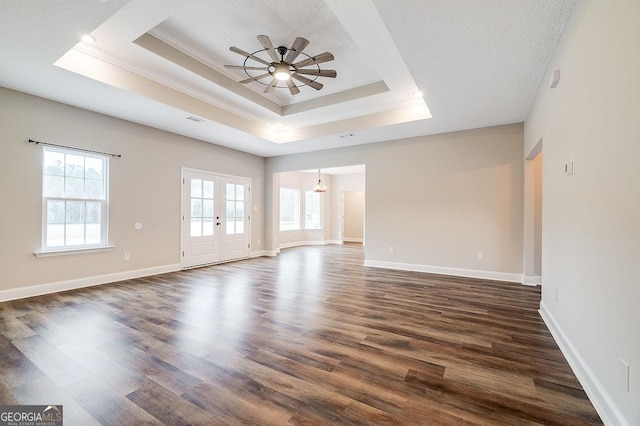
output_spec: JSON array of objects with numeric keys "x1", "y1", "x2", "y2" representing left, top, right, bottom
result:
[
  {"x1": 373, "y1": 0, "x2": 577, "y2": 131},
  {"x1": 0, "y1": 0, "x2": 576, "y2": 157}
]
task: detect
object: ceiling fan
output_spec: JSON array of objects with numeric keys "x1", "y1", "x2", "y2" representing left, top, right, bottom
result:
[{"x1": 224, "y1": 35, "x2": 336, "y2": 95}]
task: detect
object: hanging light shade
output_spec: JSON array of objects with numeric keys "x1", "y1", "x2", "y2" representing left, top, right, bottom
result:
[{"x1": 314, "y1": 169, "x2": 327, "y2": 193}]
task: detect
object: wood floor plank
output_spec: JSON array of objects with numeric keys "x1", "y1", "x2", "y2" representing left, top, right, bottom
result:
[
  {"x1": 0, "y1": 315, "x2": 37, "y2": 340},
  {"x1": 0, "y1": 380, "x2": 19, "y2": 405},
  {"x1": 0, "y1": 244, "x2": 602, "y2": 424},
  {"x1": 11, "y1": 335, "x2": 89, "y2": 387},
  {"x1": 10, "y1": 376, "x2": 101, "y2": 426},
  {"x1": 126, "y1": 381, "x2": 224, "y2": 426},
  {"x1": 0, "y1": 335, "x2": 44, "y2": 389},
  {"x1": 63, "y1": 376, "x2": 162, "y2": 425},
  {"x1": 182, "y1": 380, "x2": 295, "y2": 425},
  {"x1": 55, "y1": 343, "x2": 151, "y2": 396},
  {"x1": 95, "y1": 342, "x2": 203, "y2": 396}
]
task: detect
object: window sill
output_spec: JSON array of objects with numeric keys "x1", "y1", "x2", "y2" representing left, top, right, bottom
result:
[{"x1": 34, "y1": 245, "x2": 115, "y2": 258}]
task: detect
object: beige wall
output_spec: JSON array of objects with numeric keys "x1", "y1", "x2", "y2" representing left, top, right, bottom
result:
[
  {"x1": 343, "y1": 191, "x2": 365, "y2": 242},
  {"x1": 331, "y1": 172, "x2": 365, "y2": 242},
  {"x1": 267, "y1": 123, "x2": 524, "y2": 280},
  {"x1": 525, "y1": 1, "x2": 639, "y2": 424},
  {"x1": 0, "y1": 88, "x2": 264, "y2": 294}
]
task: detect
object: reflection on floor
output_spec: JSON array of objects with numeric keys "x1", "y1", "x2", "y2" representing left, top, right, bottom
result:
[{"x1": 0, "y1": 244, "x2": 601, "y2": 424}]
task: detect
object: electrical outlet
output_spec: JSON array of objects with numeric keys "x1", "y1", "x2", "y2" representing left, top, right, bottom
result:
[
  {"x1": 388, "y1": 246, "x2": 394, "y2": 254},
  {"x1": 124, "y1": 252, "x2": 131, "y2": 261},
  {"x1": 477, "y1": 252, "x2": 484, "y2": 260},
  {"x1": 620, "y1": 359, "x2": 630, "y2": 392}
]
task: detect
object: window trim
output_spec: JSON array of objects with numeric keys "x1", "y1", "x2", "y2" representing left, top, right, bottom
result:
[
  {"x1": 40, "y1": 146, "x2": 110, "y2": 253},
  {"x1": 34, "y1": 245, "x2": 115, "y2": 258}
]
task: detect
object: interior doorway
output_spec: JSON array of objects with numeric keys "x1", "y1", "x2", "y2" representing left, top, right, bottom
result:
[
  {"x1": 343, "y1": 190, "x2": 365, "y2": 244},
  {"x1": 524, "y1": 140, "x2": 543, "y2": 286},
  {"x1": 533, "y1": 152, "x2": 543, "y2": 282}
]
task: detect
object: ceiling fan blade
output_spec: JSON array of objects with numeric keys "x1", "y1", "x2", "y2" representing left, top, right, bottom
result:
[
  {"x1": 264, "y1": 78, "x2": 279, "y2": 93},
  {"x1": 230, "y1": 46, "x2": 271, "y2": 66},
  {"x1": 257, "y1": 35, "x2": 280, "y2": 62},
  {"x1": 239, "y1": 73, "x2": 271, "y2": 83},
  {"x1": 285, "y1": 79, "x2": 300, "y2": 95},
  {"x1": 295, "y1": 69, "x2": 337, "y2": 78},
  {"x1": 284, "y1": 37, "x2": 310, "y2": 64},
  {"x1": 293, "y1": 52, "x2": 334, "y2": 68},
  {"x1": 292, "y1": 73, "x2": 323, "y2": 90},
  {"x1": 224, "y1": 65, "x2": 268, "y2": 71}
]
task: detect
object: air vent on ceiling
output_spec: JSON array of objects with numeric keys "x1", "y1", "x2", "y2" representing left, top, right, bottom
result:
[
  {"x1": 186, "y1": 116, "x2": 205, "y2": 123},
  {"x1": 339, "y1": 133, "x2": 356, "y2": 139}
]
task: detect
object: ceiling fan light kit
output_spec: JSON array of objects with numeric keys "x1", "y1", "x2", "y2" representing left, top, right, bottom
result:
[
  {"x1": 272, "y1": 62, "x2": 291, "y2": 81},
  {"x1": 225, "y1": 35, "x2": 336, "y2": 95}
]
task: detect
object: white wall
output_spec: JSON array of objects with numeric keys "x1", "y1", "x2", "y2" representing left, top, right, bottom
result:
[
  {"x1": 0, "y1": 88, "x2": 264, "y2": 298},
  {"x1": 525, "y1": 1, "x2": 639, "y2": 424},
  {"x1": 266, "y1": 123, "x2": 524, "y2": 282}
]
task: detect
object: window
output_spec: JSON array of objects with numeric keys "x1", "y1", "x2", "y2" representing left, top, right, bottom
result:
[
  {"x1": 280, "y1": 188, "x2": 300, "y2": 231},
  {"x1": 304, "y1": 190, "x2": 322, "y2": 230},
  {"x1": 42, "y1": 147, "x2": 108, "y2": 250}
]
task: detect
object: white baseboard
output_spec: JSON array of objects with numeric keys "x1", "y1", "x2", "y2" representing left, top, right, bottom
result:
[
  {"x1": 250, "y1": 250, "x2": 277, "y2": 258},
  {"x1": 539, "y1": 303, "x2": 629, "y2": 426},
  {"x1": 522, "y1": 275, "x2": 542, "y2": 286},
  {"x1": 343, "y1": 237, "x2": 363, "y2": 243},
  {"x1": 363, "y1": 260, "x2": 522, "y2": 283},
  {"x1": 0, "y1": 264, "x2": 181, "y2": 303},
  {"x1": 279, "y1": 240, "x2": 342, "y2": 250}
]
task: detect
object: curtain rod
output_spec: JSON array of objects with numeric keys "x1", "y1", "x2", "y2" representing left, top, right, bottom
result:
[{"x1": 28, "y1": 139, "x2": 122, "y2": 158}]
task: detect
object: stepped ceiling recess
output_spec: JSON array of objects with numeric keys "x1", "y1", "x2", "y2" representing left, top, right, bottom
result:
[{"x1": 0, "y1": 0, "x2": 576, "y2": 157}]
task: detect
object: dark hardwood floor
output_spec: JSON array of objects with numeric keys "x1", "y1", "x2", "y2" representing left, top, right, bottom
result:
[{"x1": 0, "y1": 244, "x2": 601, "y2": 425}]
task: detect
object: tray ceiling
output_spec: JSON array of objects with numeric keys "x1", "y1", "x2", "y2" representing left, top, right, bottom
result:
[{"x1": 0, "y1": 0, "x2": 576, "y2": 157}]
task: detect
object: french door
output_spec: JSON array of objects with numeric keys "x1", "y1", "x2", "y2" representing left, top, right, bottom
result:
[{"x1": 181, "y1": 169, "x2": 250, "y2": 268}]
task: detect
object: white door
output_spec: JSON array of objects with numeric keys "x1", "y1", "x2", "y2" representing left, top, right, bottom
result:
[
  {"x1": 181, "y1": 169, "x2": 250, "y2": 268},
  {"x1": 181, "y1": 170, "x2": 220, "y2": 268},
  {"x1": 221, "y1": 177, "x2": 250, "y2": 261}
]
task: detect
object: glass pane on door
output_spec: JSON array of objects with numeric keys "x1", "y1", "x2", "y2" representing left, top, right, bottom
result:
[
  {"x1": 224, "y1": 184, "x2": 245, "y2": 235},
  {"x1": 190, "y1": 178, "x2": 215, "y2": 237}
]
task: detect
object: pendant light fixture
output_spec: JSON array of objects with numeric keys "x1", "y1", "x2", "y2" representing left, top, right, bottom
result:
[{"x1": 314, "y1": 169, "x2": 327, "y2": 193}]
